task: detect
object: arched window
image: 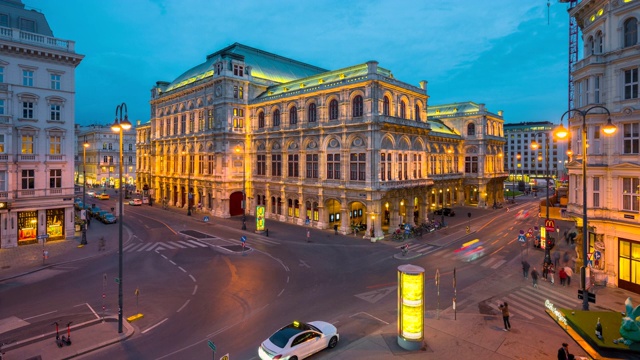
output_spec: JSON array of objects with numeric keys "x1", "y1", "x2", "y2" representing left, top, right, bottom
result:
[
  {"x1": 289, "y1": 106, "x2": 297, "y2": 125},
  {"x1": 258, "y1": 112, "x2": 265, "y2": 128},
  {"x1": 596, "y1": 31, "x2": 603, "y2": 53},
  {"x1": 383, "y1": 96, "x2": 390, "y2": 116},
  {"x1": 329, "y1": 99, "x2": 339, "y2": 120},
  {"x1": 588, "y1": 36, "x2": 595, "y2": 55},
  {"x1": 273, "y1": 109, "x2": 280, "y2": 127},
  {"x1": 308, "y1": 103, "x2": 317, "y2": 122},
  {"x1": 467, "y1": 123, "x2": 476, "y2": 136},
  {"x1": 399, "y1": 100, "x2": 406, "y2": 119},
  {"x1": 352, "y1": 95, "x2": 363, "y2": 117},
  {"x1": 624, "y1": 18, "x2": 638, "y2": 48},
  {"x1": 415, "y1": 104, "x2": 420, "y2": 121}
]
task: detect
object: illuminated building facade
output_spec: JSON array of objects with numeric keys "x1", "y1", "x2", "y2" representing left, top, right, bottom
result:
[
  {"x1": 0, "y1": 1, "x2": 83, "y2": 248},
  {"x1": 567, "y1": 0, "x2": 640, "y2": 292},
  {"x1": 142, "y1": 43, "x2": 507, "y2": 236}
]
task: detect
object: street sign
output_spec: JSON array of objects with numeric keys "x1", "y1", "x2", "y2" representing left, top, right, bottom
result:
[
  {"x1": 594, "y1": 251, "x2": 602, "y2": 260},
  {"x1": 208, "y1": 340, "x2": 216, "y2": 351},
  {"x1": 220, "y1": 354, "x2": 229, "y2": 360},
  {"x1": 37, "y1": 234, "x2": 50, "y2": 240},
  {"x1": 241, "y1": 236, "x2": 246, "y2": 243},
  {"x1": 545, "y1": 219, "x2": 556, "y2": 232},
  {"x1": 518, "y1": 234, "x2": 526, "y2": 243},
  {"x1": 465, "y1": 226, "x2": 470, "y2": 234},
  {"x1": 203, "y1": 216, "x2": 210, "y2": 222}
]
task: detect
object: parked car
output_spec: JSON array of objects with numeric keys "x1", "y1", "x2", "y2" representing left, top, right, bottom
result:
[
  {"x1": 258, "y1": 320, "x2": 339, "y2": 360},
  {"x1": 101, "y1": 213, "x2": 117, "y2": 224},
  {"x1": 88, "y1": 206, "x2": 102, "y2": 217},
  {"x1": 96, "y1": 193, "x2": 110, "y2": 200},
  {"x1": 74, "y1": 201, "x2": 84, "y2": 210},
  {"x1": 94, "y1": 210, "x2": 110, "y2": 220},
  {"x1": 129, "y1": 198, "x2": 142, "y2": 206},
  {"x1": 434, "y1": 207, "x2": 455, "y2": 217}
]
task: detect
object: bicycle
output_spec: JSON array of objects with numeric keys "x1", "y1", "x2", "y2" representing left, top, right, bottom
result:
[{"x1": 392, "y1": 231, "x2": 405, "y2": 242}]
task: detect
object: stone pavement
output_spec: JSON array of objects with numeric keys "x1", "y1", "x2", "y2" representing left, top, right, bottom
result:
[{"x1": 1, "y1": 194, "x2": 638, "y2": 359}]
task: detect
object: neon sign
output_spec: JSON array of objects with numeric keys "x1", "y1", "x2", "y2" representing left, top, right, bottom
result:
[{"x1": 545, "y1": 299, "x2": 567, "y2": 327}]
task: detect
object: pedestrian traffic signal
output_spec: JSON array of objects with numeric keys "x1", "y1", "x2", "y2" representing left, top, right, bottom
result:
[{"x1": 577, "y1": 289, "x2": 596, "y2": 303}]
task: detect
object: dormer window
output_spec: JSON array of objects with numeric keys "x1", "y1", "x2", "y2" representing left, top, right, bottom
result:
[{"x1": 233, "y1": 64, "x2": 244, "y2": 77}]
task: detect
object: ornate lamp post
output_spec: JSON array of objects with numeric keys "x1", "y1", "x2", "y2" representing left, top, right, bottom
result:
[
  {"x1": 81, "y1": 137, "x2": 89, "y2": 245},
  {"x1": 235, "y1": 144, "x2": 247, "y2": 230},
  {"x1": 555, "y1": 105, "x2": 616, "y2": 311},
  {"x1": 112, "y1": 102, "x2": 131, "y2": 333}
]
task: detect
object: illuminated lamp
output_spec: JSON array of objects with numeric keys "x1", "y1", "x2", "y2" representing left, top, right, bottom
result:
[{"x1": 397, "y1": 264, "x2": 425, "y2": 350}]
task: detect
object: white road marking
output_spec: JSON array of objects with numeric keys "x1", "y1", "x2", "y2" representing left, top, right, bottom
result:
[
  {"x1": 23, "y1": 310, "x2": 57, "y2": 321},
  {"x1": 177, "y1": 300, "x2": 190, "y2": 313},
  {"x1": 142, "y1": 318, "x2": 168, "y2": 334}
]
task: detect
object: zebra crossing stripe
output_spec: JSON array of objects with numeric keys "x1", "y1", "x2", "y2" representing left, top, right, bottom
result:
[
  {"x1": 137, "y1": 243, "x2": 154, "y2": 252},
  {"x1": 520, "y1": 285, "x2": 580, "y2": 306},
  {"x1": 187, "y1": 240, "x2": 209, "y2": 247},
  {"x1": 160, "y1": 242, "x2": 177, "y2": 249},
  {"x1": 123, "y1": 243, "x2": 140, "y2": 252},
  {"x1": 490, "y1": 259, "x2": 507, "y2": 269},
  {"x1": 481, "y1": 257, "x2": 499, "y2": 267},
  {"x1": 171, "y1": 242, "x2": 187, "y2": 248},
  {"x1": 178, "y1": 240, "x2": 198, "y2": 248},
  {"x1": 494, "y1": 295, "x2": 542, "y2": 320}
]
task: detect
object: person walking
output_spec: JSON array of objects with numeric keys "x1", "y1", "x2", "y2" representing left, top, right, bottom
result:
[
  {"x1": 549, "y1": 263, "x2": 555, "y2": 285},
  {"x1": 543, "y1": 263, "x2": 549, "y2": 281},
  {"x1": 499, "y1": 302, "x2": 511, "y2": 331},
  {"x1": 557, "y1": 342, "x2": 575, "y2": 360},
  {"x1": 531, "y1": 267, "x2": 539, "y2": 288},
  {"x1": 564, "y1": 266, "x2": 573, "y2": 286},
  {"x1": 306, "y1": 229, "x2": 311, "y2": 243},
  {"x1": 559, "y1": 267, "x2": 567, "y2": 286},
  {"x1": 553, "y1": 251, "x2": 561, "y2": 268},
  {"x1": 522, "y1": 260, "x2": 530, "y2": 279}
]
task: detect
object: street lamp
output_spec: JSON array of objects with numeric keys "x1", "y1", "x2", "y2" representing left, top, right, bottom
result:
[
  {"x1": 556, "y1": 105, "x2": 616, "y2": 311},
  {"x1": 235, "y1": 144, "x2": 246, "y2": 230},
  {"x1": 111, "y1": 102, "x2": 131, "y2": 333},
  {"x1": 531, "y1": 134, "x2": 551, "y2": 221},
  {"x1": 81, "y1": 137, "x2": 89, "y2": 245}
]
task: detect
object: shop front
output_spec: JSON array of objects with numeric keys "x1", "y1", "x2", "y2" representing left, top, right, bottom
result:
[{"x1": 17, "y1": 208, "x2": 66, "y2": 246}]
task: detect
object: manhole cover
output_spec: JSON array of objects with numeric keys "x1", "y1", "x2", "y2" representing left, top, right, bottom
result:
[{"x1": 180, "y1": 230, "x2": 213, "y2": 239}]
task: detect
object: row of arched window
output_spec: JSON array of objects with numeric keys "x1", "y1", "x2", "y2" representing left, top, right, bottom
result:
[{"x1": 586, "y1": 17, "x2": 637, "y2": 55}]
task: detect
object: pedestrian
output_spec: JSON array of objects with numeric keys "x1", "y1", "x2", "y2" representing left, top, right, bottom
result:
[
  {"x1": 563, "y1": 251, "x2": 570, "y2": 264},
  {"x1": 553, "y1": 251, "x2": 561, "y2": 268},
  {"x1": 499, "y1": 302, "x2": 511, "y2": 331},
  {"x1": 564, "y1": 266, "x2": 573, "y2": 286},
  {"x1": 543, "y1": 263, "x2": 549, "y2": 281},
  {"x1": 559, "y1": 267, "x2": 567, "y2": 286},
  {"x1": 531, "y1": 267, "x2": 539, "y2": 288},
  {"x1": 306, "y1": 229, "x2": 311, "y2": 243},
  {"x1": 86, "y1": 216, "x2": 91, "y2": 228},
  {"x1": 522, "y1": 260, "x2": 530, "y2": 279},
  {"x1": 564, "y1": 230, "x2": 569, "y2": 245},
  {"x1": 557, "y1": 342, "x2": 575, "y2": 360},
  {"x1": 549, "y1": 264, "x2": 555, "y2": 285}
]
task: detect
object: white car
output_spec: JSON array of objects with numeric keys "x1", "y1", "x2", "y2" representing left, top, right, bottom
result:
[
  {"x1": 129, "y1": 198, "x2": 142, "y2": 206},
  {"x1": 87, "y1": 191, "x2": 96, "y2": 197},
  {"x1": 259, "y1": 321, "x2": 339, "y2": 360}
]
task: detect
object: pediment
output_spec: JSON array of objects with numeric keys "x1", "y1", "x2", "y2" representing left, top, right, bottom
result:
[{"x1": 610, "y1": 162, "x2": 640, "y2": 170}]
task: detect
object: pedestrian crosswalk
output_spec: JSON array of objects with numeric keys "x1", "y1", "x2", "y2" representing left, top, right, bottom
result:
[
  {"x1": 123, "y1": 239, "x2": 211, "y2": 252},
  {"x1": 395, "y1": 242, "x2": 508, "y2": 269},
  {"x1": 489, "y1": 283, "x2": 582, "y2": 323}
]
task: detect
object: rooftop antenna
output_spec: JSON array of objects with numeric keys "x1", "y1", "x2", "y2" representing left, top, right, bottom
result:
[{"x1": 547, "y1": 0, "x2": 550, "y2": 25}]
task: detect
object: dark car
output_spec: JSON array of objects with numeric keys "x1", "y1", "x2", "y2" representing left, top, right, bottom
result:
[
  {"x1": 434, "y1": 208, "x2": 455, "y2": 217},
  {"x1": 101, "y1": 213, "x2": 117, "y2": 224}
]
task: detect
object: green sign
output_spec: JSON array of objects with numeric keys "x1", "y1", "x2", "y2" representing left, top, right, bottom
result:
[
  {"x1": 115, "y1": 278, "x2": 120, "y2": 283},
  {"x1": 208, "y1": 340, "x2": 216, "y2": 351}
]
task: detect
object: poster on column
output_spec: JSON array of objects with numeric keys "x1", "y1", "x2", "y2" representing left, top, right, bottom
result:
[{"x1": 256, "y1": 205, "x2": 265, "y2": 232}]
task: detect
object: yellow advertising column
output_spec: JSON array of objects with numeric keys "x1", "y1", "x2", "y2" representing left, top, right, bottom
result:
[{"x1": 397, "y1": 264, "x2": 425, "y2": 350}]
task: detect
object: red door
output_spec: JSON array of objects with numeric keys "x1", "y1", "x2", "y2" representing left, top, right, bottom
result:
[{"x1": 229, "y1": 192, "x2": 243, "y2": 216}]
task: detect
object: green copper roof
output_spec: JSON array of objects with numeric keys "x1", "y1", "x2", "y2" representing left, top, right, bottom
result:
[
  {"x1": 427, "y1": 118, "x2": 461, "y2": 138},
  {"x1": 163, "y1": 43, "x2": 328, "y2": 93},
  {"x1": 427, "y1": 101, "x2": 485, "y2": 117},
  {"x1": 254, "y1": 62, "x2": 393, "y2": 101}
]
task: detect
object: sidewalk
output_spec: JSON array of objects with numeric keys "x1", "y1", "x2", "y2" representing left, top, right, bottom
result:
[{"x1": 1, "y1": 197, "x2": 638, "y2": 359}]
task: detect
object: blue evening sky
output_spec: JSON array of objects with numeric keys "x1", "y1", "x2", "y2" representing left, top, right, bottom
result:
[{"x1": 32, "y1": 0, "x2": 573, "y2": 126}]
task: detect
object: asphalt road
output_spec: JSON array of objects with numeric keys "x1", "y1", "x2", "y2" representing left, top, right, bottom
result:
[{"x1": 2, "y1": 195, "x2": 557, "y2": 360}]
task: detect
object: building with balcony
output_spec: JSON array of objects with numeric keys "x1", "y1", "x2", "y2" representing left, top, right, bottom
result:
[
  {"x1": 75, "y1": 124, "x2": 137, "y2": 190},
  {"x1": 141, "y1": 43, "x2": 507, "y2": 237},
  {"x1": 567, "y1": 0, "x2": 640, "y2": 293},
  {"x1": 503, "y1": 121, "x2": 569, "y2": 187},
  {"x1": 0, "y1": 0, "x2": 83, "y2": 248}
]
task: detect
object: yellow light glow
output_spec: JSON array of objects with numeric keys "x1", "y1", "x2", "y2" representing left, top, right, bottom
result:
[
  {"x1": 401, "y1": 304, "x2": 423, "y2": 339},
  {"x1": 597, "y1": 8, "x2": 604, "y2": 16},
  {"x1": 401, "y1": 272, "x2": 423, "y2": 302}
]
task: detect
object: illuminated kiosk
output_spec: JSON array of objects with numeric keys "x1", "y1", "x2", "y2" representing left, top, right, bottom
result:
[{"x1": 397, "y1": 264, "x2": 425, "y2": 351}]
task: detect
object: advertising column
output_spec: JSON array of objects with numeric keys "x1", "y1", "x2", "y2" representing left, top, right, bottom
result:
[{"x1": 397, "y1": 264, "x2": 425, "y2": 350}]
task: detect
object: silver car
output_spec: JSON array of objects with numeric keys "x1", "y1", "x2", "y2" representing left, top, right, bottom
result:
[{"x1": 258, "y1": 321, "x2": 338, "y2": 360}]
